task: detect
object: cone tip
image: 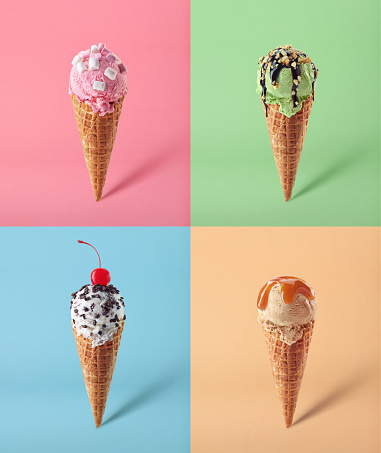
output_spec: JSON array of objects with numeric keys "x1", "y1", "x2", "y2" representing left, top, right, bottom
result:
[{"x1": 284, "y1": 416, "x2": 293, "y2": 428}]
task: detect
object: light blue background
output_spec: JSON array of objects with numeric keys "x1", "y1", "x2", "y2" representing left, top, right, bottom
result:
[{"x1": 0, "y1": 227, "x2": 190, "y2": 453}]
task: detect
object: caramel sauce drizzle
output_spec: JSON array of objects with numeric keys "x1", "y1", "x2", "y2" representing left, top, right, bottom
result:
[{"x1": 257, "y1": 276, "x2": 315, "y2": 309}]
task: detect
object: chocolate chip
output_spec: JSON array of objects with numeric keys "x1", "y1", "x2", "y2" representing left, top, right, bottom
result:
[
  {"x1": 115, "y1": 323, "x2": 119, "y2": 327},
  {"x1": 83, "y1": 307, "x2": 89, "y2": 312},
  {"x1": 74, "y1": 309, "x2": 78, "y2": 313},
  {"x1": 93, "y1": 320, "x2": 97, "y2": 326},
  {"x1": 95, "y1": 313, "x2": 100, "y2": 319},
  {"x1": 98, "y1": 331, "x2": 102, "y2": 335},
  {"x1": 81, "y1": 325, "x2": 87, "y2": 328},
  {"x1": 90, "y1": 303, "x2": 95, "y2": 310},
  {"x1": 123, "y1": 314, "x2": 126, "y2": 320},
  {"x1": 72, "y1": 319, "x2": 75, "y2": 324}
]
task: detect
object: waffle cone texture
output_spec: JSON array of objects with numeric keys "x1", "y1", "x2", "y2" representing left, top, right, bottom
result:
[
  {"x1": 73, "y1": 320, "x2": 124, "y2": 428},
  {"x1": 262, "y1": 96, "x2": 313, "y2": 201},
  {"x1": 262, "y1": 321, "x2": 314, "y2": 428},
  {"x1": 71, "y1": 95, "x2": 125, "y2": 201}
]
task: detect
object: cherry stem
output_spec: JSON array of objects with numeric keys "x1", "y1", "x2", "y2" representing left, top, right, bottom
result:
[{"x1": 78, "y1": 240, "x2": 102, "y2": 268}]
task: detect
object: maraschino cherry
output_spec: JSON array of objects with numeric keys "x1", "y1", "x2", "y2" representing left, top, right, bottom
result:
[{"x1": 78, "y1": 240, "x2": 111, "y2": 286}]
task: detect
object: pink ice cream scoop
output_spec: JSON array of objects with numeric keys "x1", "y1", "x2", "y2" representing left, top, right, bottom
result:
[{"x1": 69, "y1": 43, "x2": 128, "y2": 116}]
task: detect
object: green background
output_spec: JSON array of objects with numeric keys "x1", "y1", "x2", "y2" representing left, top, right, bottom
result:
[{"x1": 191, "y1": 0, "x2": 380, "y2": 226}]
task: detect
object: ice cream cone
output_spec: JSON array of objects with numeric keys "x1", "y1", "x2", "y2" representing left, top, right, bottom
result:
[
  {"x1": 262, "y1": 96, "x2": 313, "y2": 201},
  {"x1": 71, "y1": 94, "x2": 125, "y2": 201},
  {"x1": 73, "y1": 320, "x2": 124, "y2": 427},
  {"x1": 262, "y1": 321, "x2": 314, "y2": 428}
]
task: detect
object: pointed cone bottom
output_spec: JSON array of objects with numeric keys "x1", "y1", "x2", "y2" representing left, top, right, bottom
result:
[
  {"x1": 262, "y1": 96, "x2": 313, "y2": 201},
  {"x1": 71, "y1": 95, "x2": 125, "y2": 201},
  {"x1": 73, "y1": 321, "x2": 124, "y2": 427},
  {"x1": 262, "y1": 321, "x2": 314, "y2": 428}
]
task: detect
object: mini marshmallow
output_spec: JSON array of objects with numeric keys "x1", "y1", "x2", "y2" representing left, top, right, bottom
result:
[
  {"x1": 91, "y1": 45, "x2": 99, "y2": 53},
  {"x1": 104, "y1": 67, "x2": 117, "y2": 80},
  {"x1": 101, "y1": 47, "x2": 111, "y2": 56},
  {"x1": 76, "y1": 61, "x2": 87, "y2": 73},
  {"x1": 106, "y1": 53, "x2": 116, "y2": 63},
  {"x1": 93, "y1": 81, "x2": 106, "y2": 91},
  {"x1": 90, "y1": 52, "x2": 102, "y2": 59},
  {"x1": 72, "y1": 54, "x2": 83, "y2": 66},
  {"x1": 114, "y1": 55, "x2": 121, "y2": 63},
  {"x1": 98, "y1": 43, "x2": 106, "y2": 51},
  {"x1": 118, "y1": 63, "x2": 127, "y2": 75},
  {"x1": 89, "y1": 57, "x2": 100, "y2": 71},
  {"x1": 82, "y1": 49, "x2": 91, "y2": 59}
]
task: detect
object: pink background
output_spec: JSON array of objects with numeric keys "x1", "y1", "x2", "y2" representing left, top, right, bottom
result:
[{"x1": 0, "y1": 0, "x2": 189, "y2": 226}]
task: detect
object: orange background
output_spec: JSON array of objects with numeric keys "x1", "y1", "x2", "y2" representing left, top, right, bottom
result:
[{"x1": 191, "y1": 227, "x2": 380, "y2": 453}]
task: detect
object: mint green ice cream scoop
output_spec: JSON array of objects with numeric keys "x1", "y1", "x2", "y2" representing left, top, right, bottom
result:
[{"x1": 256, "y1": 45, "x2": 318, "y2": 118}]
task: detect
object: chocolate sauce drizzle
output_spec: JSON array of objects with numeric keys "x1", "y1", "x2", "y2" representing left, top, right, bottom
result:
[{"x1": 259, "y1": 45, "x2": 318, "y2": 117}]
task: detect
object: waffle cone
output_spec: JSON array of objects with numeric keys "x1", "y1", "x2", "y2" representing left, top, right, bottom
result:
[
  {"x1": 71, "y1": 95, "x2": 125, "y2": 201},
  {"x1": 73, "y1": 321, "x2": 124, "y2": 428},
  {"x1": 262, "y1": 96, "x2": 313, "y2": 201},
  {"x1": 262, "y1": 321, "x2": 314, "y2": 428}
]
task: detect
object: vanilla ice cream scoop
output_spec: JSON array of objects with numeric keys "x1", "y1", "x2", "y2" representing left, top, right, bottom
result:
[
  {"x1": 257, "y1": 276, "x2": 316, "y2": 345},
  {"x1": 71, "y1": 284, "x2": 125, "y2": 347}
]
